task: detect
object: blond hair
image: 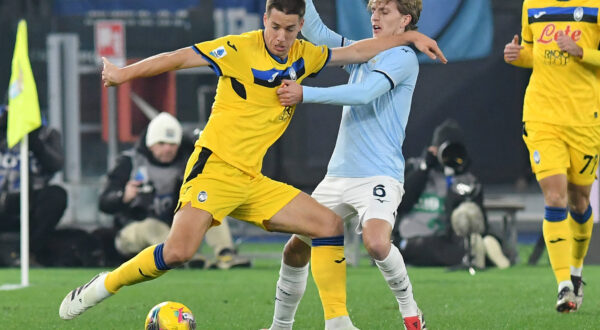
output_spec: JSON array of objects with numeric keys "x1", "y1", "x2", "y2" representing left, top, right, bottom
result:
[{"x1": 367, "y1": 0, "x2": 422, "y2": 31}]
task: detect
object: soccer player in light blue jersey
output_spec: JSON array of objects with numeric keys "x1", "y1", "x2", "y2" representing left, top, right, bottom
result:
[{"x1": 267, "y1": 1, "x2": 444, "y2": 329}]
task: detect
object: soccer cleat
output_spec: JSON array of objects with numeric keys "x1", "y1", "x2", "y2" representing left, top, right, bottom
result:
[
  {"x1": 59, "y1": 272, "x2": 112, "y2": 320},
  {"x1": 571, "y1": 275, "x2": 585, "y2": 311},
  {"x1": 403, "y1": 309, "x2": 426, "y2": 330},
  {"x1": 208, "y1": 248, "x2": 252, "y2": 270},
  {"x1": 555, "y1": 286, "x2": 577, "y2": 313},
  {"x1": 324, "y1": 315, "x2": 359, "y2": 330}
]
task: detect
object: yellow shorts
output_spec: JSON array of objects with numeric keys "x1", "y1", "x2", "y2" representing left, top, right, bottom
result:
[
  {"x1": 522, "y1": 121, "x2": 600, "y2": 185},
  {"x1": 176, "y1": 147, "x2": 300, "y2": 229}
]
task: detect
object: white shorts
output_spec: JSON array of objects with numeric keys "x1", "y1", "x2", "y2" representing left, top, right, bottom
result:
[{"x1": 297, "y1": 176, "x2": 404, "y2": 245}]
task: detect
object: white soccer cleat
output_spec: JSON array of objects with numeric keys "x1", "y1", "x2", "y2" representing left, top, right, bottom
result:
[
  {"x1": 571, "y1": 275, "x2": 585, "y2": 312},
  {"x1": 324, "y1": 315, "x2": 359, "y2": 330},
  {"x1": 555, "y1": 286, "x2": 577, "y2": 313},
  {"x1": 59, "y1": 272, "x2": 112, "y2": 320}
]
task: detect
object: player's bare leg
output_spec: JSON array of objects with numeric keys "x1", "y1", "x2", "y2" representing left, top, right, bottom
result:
[
  {"x1": 363, "y1": 219, "x2": 424, "y2": 329},
  {"x1": 59, "y1": 204, "x2": 212, "y2": 320}
]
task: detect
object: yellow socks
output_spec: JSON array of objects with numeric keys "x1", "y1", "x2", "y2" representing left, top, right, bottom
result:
[
  {"x1": 543, "y1": 207, "x2": 571, "y2": 284},
  {"x1": 569, "y1": 205, "x2": 593, "y2": 269},
  {"x1": 311, "y1": 236, "x2": 348, "y2": 320},
  {"x1": 104, "y1": 243, "x2": 170, "y2": 294}
]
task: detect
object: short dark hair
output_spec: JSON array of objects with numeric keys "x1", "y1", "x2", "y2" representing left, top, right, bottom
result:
[{"x1": 266, "y1": 0, "x2": 306, "y2": 18}]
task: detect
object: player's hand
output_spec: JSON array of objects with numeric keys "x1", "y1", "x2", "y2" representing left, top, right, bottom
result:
[
  {"x1": 504, "y1": 35, "x2": 523, "y2": 62},
  {"x1": 123, "y1": 180, "x2": 141, "y2": 204},
  {"x1": 556, "y1": 30, "x2": 583, "y2": 58},
  {"x1": 102, "y1": 57, "x2": 124, "y2": 87},
  {"x1": 277, "y1": 80, "x2": 303, "y2": 106},
  {"x1": 407, "y1": 31, "x2": 447, "y2": 64}
]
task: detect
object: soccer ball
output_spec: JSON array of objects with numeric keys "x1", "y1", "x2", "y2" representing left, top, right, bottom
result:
[{"x1": 145, "y1": 301, "x2": 197, "y2": 330}]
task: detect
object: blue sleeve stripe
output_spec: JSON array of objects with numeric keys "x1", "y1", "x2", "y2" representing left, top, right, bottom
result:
[
  {"x1": 192, "y1": 46, "x2": 222, "y2": 76},
  {"x1": 373, "y1": 69, "x2": 395, "y2": 90},
  {"x1": 153, "y1": 243, "x2": 171, "y2": 270},
  {"x1": 544, "y1": 206, "x2": 567, "y2": 222},
  {"x1": 312, "y1": 235, "x2": 344, "y2": 247},
  {"x1": 309, "y1": 47, "x2": 331, "y2": 78},
  {"x1": 570, "y1": 205, "x2": 592, "y2": 224}
]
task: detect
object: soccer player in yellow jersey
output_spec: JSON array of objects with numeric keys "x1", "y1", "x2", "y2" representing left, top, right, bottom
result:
[
  {"x1": 58, "y1": 0, "x2": 445, "y2": 325},
  {"x1": 504, "y1": 0, "x2": 600, "y2": 313}
]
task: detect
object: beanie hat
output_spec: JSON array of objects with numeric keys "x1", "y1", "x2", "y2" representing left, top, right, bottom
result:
[{"x1": 145, "y1": 112, "x2": 182, "y2": 147}]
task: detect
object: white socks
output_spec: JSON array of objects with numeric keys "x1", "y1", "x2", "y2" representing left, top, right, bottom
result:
[
  {"x1": 270, "y1": 262, "x2": 309, "y2": 330},
  {"x1": 571, "y1": 265, "x2": 583, "y2": 277},
  {"x1": 374, "y1": 245, "x2": 419, "y2": 317}
]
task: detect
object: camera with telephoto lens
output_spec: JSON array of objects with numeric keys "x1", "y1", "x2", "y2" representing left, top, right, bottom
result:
[
  {"x1": 437, "y1": 141, "x2": 468, "y2": 173},
  {"x1": 128, "y1": 182, "x2": 155, "y2": 219}
]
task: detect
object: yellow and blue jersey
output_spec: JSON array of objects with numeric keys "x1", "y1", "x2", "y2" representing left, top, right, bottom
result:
[
  {"x1": 192, "y1": 30, "x2": 330, "y2": 176},
  {"x1": 519, "y1": 0, "x2": 600, "y2": 126}
]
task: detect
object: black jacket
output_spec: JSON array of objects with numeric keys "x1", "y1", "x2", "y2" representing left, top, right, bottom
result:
[
  {"x1": 98, "y1": 129, "x2": 195, "y2": 228},
  {"x1": 0, "y1": 114, "x2": 64, "y2": 212}
]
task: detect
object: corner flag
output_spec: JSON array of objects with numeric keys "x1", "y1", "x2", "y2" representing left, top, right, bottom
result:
[{"x1": 7, "y1": 20, "x2": 41, "y2": 148}]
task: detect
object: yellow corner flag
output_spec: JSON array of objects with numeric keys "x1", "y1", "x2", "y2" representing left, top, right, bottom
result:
[{"x1": 7, "y1": 20, "x2": 41, "y2": 148}]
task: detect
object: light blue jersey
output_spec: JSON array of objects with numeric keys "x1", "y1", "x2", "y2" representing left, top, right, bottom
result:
[{"x1": 302, "y1": 0, "x2": 419, "y2": 182}]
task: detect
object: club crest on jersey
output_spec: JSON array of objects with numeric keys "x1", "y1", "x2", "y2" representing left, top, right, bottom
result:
[
  {"x1": 574, "y1": 7, "x2": 584, "y2": 22},
  {"x1": 210, "y1": 46, "x2": 227, "y2": 59},
  {"x1": 197, "y1": 191, "x2": 208, "y2": 202},
  {"x1": 533, "y1": 150, "x2": 541, "y2": 164}
]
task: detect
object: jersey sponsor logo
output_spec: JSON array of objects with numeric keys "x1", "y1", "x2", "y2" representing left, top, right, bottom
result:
[
  {"x1": 197, "y1": 190, "x2": 208, "y2": 202},
  {"x1": 537, "y1": 24, "x2": 582, "y2": 44},
  {"x1": 278, "y1": 106, "x2": 294, "y2": 121},
  {"x1": 226, "y1": 40, "x2": 237, "y2": 51},
  {"x1": 209, "y1": 46, "x2": 227, "y2": 59},
  {"x1": 534, "y1": 11, "x2": 546, "y2": 19},
  {"x1": 574, "y1": 7, "x2": 584, "y2": 22},
  {"x1": 544, "y1": 49, "x2": 571, "y2": 66},
  {"x1": 267, "y1": 71, "x2": 279, "y2": 83}
]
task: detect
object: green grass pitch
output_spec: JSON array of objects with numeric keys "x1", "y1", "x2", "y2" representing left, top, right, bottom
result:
[{"x1": 1, "y1": 243, "x2": 599, "y2": 329}]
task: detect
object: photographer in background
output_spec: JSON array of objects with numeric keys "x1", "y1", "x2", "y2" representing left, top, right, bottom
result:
[
  {"x1": 98, "y1": 112, "x2": 250, "y2": 269},
  {"x1": 392, "y1": 119, "x2": 510, "y2": 269},
  {"x1": 0, "y1": 104, "x2": 66, "y2": 266}
]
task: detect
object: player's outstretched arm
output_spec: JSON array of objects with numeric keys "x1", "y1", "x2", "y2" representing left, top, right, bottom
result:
[
  {"x1": 328, "y1": 30, "x2": 447, "y2": 66},
  {"x1": 302, "y1": 0, "x2": 345, "y2": 48},
  {"x1": 102, "y1": 47, "x2": 208, "y2": 87},
  {"x1": 278, "y1": 72, "x2": 390, "y2": 107}
]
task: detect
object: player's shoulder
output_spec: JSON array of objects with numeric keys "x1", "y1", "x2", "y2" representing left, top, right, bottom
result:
[
  {"x1": 376, "y1": 46, "x2": 418, "y2": 66},
  {"x1": 227, "y1": 30, "x2": 262, "y2": 46},
  {"x1": 380, "y1": 45, "x2": 416, "y2": 58},
  {"x1": 294, "y1": 38, "x2": 328, "y2": 56}
]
